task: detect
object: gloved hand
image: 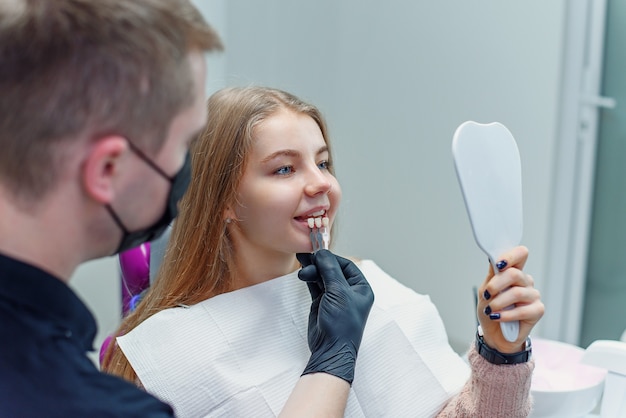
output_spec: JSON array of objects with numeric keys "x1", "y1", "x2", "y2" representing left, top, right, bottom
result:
[{"x1": 296, "y1": 250, "x2": 374, "y2": 385}]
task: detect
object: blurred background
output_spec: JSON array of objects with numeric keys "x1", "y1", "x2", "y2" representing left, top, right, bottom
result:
[{"x1": 71, "y1": 0, "x2": 626, "y2": 356}]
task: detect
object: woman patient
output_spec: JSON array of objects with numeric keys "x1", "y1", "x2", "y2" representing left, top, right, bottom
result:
[{"x1": 103, "y1": 86, "x2": 544, "y2": 417}]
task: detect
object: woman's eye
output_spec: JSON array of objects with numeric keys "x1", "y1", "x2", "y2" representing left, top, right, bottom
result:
[
  {"x1": 318, "y1": 160, "x2": 330, "y2": 170},
  {"x1": 275, "y1": 166, "x2": 293, "y2": 175}
]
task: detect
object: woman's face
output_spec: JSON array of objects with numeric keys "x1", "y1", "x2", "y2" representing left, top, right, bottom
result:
[{"x1": 231, "y1": 109, "x2": 341, "y2": 257}]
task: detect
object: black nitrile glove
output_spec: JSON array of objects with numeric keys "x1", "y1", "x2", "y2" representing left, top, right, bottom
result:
[{"x1": 296, "y1": 250, "x2": 374, "y2": 385}]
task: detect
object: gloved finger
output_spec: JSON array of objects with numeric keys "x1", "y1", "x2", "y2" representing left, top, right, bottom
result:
[
  {"x1": 298, "y1": 263, "x2": 325, "y2": 301},
  {"x1": 334, "y1": 254, "x2": 368, "y2": 286},
  {"x1": 312, "y1": 249, "x2": 351, "y2": 294},
  {"x1": 333, "y1": 254, "x2": 374, "y2": 303},
  {"x1": 296, "y1": 252, "x2": 313, "y2": 268},
  {"x1": 306, "y1": 281, "x2": 323, "y2": 302},
  {"x1": 298, "y1": 264, "x2": 321, "y2": 283}
]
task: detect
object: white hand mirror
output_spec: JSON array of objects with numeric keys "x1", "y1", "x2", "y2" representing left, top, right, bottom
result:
[{"x1": 452, "y1": 121, "x2": 523, "y2": 342}]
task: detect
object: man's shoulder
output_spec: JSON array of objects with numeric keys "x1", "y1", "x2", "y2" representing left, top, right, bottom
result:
[
  {"x1": 0, "y1": 314, "x2": 173, "y2": 417},
  {"x1": 0, "y1": 355, "x2": 174, "y2": 417}
]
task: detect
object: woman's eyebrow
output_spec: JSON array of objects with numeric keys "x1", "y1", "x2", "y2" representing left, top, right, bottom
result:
[
  {"x1": 260, "y1": 149, "x2": 300, "y2": 163},
  {"x1": 316, "y1": 145, "x2": 329, "y2": 156},
  {"x1": 260, "y1": 145, "x2": 328, "y2": 163}
]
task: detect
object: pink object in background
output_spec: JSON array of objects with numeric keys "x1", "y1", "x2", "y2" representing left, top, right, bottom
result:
[
  {"x1": 119, "y1": 243, "x2": 150, "y2": 316},
  {"x1": 99, "y1": 244, "x2": 151, "y2": 367},
  {"x1": 530, "y1": 338, "x2": 607, "y2": 417}
]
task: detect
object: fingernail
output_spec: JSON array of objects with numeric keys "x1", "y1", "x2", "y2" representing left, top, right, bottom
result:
[
  {"x1": 489, "y1": 313, "x2": 501, "y2": 320},
  {"x1": 496, "y1": 260, "x2": 508, "y2": 270},
  {"x1": 484, "y1": 305, "x2": 492, "y2": 315},
  {"x1": 483, "y1": 290, "x2": 491, "y2": 300}
]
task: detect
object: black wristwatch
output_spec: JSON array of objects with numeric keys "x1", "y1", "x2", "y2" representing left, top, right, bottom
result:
[{"x1": 475, "y1": 327, "x2": 532, "y2": 365}]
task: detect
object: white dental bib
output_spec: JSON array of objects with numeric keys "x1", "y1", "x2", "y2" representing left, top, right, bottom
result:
[{"x1": 117, "y1": 260, "x2": 470, "y2": 417}]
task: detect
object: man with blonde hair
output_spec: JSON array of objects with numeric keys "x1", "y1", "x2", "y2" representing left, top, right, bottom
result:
[{"x1": 0, "y1": 1, "x2": 222, "y2": 415}]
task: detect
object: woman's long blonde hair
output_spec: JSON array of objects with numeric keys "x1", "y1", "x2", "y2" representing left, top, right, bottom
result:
[{"x1": 102, "y1": 86, "x2": 333, "y2": 383}]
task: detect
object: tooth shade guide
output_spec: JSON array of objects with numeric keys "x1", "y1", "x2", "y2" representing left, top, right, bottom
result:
[{"x1": 307, "y1": 214, "x2": 330, "y2": 253}]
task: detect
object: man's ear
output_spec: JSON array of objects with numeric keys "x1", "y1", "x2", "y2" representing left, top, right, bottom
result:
[{"x1": 82, "y1": 136, "x2": 128, "y2": 204}]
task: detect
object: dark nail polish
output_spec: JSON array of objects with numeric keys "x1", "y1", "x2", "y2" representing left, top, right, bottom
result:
[
  {"x1": 496, "y1": 260, "x2": 508, "y2": 270},
  {"x1": 489, "y1": 313, "x2": 501, "y2": 320},
  {"x1": 483, "y1": 290, "x2": 491, "y2": 300},
  {"x1": 484, "y1": 305, "x2": 492, "y2": 315}
]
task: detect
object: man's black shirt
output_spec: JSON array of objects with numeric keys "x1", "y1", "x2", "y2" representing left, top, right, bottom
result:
[{"x1": 0, "y1": 253, "x2": 174, "y2": 417}]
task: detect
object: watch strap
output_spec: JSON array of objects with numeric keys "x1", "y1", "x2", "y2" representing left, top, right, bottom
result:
[{"x1": 475, "y1": 331, "x2": 532, "y2": 365}]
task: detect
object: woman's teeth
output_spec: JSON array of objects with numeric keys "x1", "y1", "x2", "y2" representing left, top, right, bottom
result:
[
  {"x1": 305, "y1": 209, "x2": 328, "y2": 229},
  {"x1": 307, "y1": 216, "x2": 329, "y2": 229}
]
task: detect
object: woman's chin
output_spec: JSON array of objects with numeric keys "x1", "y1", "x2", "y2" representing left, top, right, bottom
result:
[{"x1": 292, "y1": 243, "x2": 314, "y2": 254}]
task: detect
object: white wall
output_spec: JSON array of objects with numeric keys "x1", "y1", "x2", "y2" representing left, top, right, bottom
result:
[
  {"x1": 220, "y1": 0, "x2": 566, "y2": 349},
  {"x1": 71, "y1": 0, "x2": 566, "y2": 358}
]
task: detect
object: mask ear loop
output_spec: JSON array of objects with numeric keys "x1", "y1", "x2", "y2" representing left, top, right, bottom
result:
[
  {"x1": 105, "y1": 204, "x2": 131, "y2": 234},
  {"x1": 125, "y1": 140, "x2": 174, "y2": 181}
]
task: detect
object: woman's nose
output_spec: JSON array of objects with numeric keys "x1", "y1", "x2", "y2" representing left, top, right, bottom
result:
[{"x1": 304, "y1": 168, "x2": 332, "y2": 196}]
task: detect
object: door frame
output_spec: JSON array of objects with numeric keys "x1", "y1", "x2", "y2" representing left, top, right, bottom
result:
[{"x1": 542, "y1": 0, "x2": 613, "y2": 345}]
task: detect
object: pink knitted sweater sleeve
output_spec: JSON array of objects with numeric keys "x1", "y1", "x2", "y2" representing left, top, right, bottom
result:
[{"x1": 436, "y1": 342, "x2": 534, "y2": 417}]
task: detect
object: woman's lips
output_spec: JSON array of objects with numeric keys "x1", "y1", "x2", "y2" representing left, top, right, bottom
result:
[{"x1": 295, "y1": 209, "x2": 326, "y2": 222}]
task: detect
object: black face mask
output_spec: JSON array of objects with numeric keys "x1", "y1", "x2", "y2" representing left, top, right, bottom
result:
[{"x1": 106, "y1": 141, "x2": 192, "y2": 254}]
